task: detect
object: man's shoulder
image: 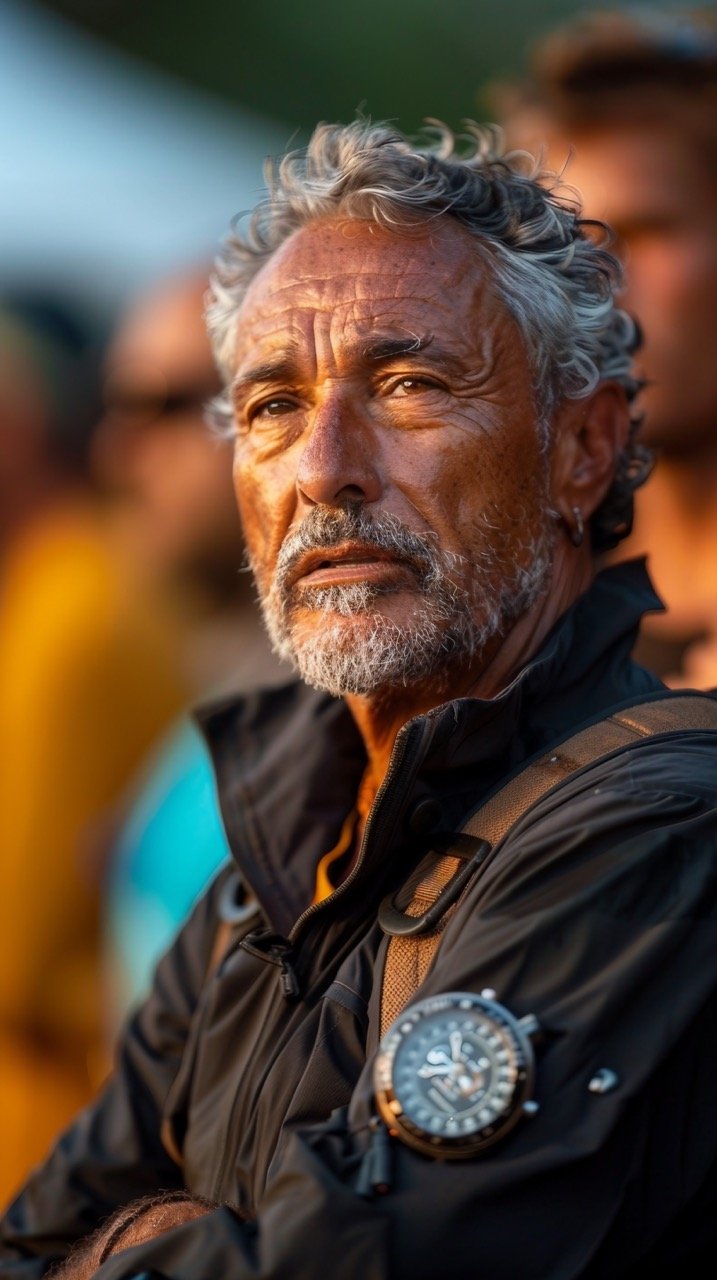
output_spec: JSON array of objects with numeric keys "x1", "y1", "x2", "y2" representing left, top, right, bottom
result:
[
  {"x1": 583, "y1": 690, "x2": 717, "y2": 800},
  {"x1": 496, "y1": 693, "x2": 717, "y2": 858}
]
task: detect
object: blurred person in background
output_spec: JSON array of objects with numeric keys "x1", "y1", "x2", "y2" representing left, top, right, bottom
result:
[
  {"x1": 495, "y1": 6, "x2": 717, "y2": 686},
  {"x1": 96, "y1": 270, "x2": 258, "y2": 694},
  {"x1": 0, "y1": 269, "x2": 282, "y2": 1198},
  {"x1": 0, "y1": 293, "x2": 187, "y2": 1202},
  {"x1": 95, "y1": 270, "x2": 283, "y2": 1026}
]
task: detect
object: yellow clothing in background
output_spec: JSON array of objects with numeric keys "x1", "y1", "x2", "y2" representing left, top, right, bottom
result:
[{"x1": 0, "y1": 504, "x2": 186, "y2": 1203}]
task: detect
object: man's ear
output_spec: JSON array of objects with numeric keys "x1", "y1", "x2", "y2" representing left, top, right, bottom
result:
[{"x1": 549, "y1": 383, "x2": 631, "y2": 528}]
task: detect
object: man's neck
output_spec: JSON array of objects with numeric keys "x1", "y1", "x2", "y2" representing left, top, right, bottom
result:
[{"x1": 346, "y1": 544, "x2": 594, "y2": 793}]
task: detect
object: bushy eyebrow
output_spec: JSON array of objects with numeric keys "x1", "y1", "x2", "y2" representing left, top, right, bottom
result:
[
  {"x1": 231, "y1": 352, "x2": 301, "y2": 405},
  {"x1": 231, "y1": 331, "x2": 468, "y2": 406},
  {"x1": 365, "y1": 333, "x2": 477, "y2": 386},
  {"x1": 363, "y1": 334, "x2": 435, "y2": 361}
]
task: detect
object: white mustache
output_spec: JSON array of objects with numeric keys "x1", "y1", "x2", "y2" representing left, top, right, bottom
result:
[{"x1": 273, "y1": 506, "x2": 454, "y2": 593}]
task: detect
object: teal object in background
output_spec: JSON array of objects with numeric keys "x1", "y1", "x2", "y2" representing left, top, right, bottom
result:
[{"x1": 107, "y1": 717, "x2": 230, "y2": 1019}]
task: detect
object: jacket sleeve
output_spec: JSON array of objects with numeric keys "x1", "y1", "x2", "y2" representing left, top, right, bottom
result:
[
  {"x1": 0, "y1": 869, "x2": 233, "y2": 1278},
  {"x1": 57, "y1": 741, "x2": 717, "y2": 1280}
]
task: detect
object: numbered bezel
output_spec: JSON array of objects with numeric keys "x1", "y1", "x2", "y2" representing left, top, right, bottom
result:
[{"x1": 374, "y1": 991, "x2": 536, "y2": 1159}]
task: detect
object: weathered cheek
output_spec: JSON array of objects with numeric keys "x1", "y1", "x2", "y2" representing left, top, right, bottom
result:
[
  {"x1": 487, "y1": 432, "x2": 532, "y2": 504},
  {"x1": 233, "y1": 450, "x2": 298, "y2": 583},
  {"x1": 233, "y1": 460, "x2": 272, "y2": 567},
  {"x1": 435, "y1": 422, "x2": 543, "y2": 535}
]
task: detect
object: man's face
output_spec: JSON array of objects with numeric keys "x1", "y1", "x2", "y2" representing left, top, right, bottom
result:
[
  {"x1": 559, "y1": 124, "x2": 717, "y2": 453},
  {"x1": 231, "y1": 217, "x2": 555, "y2": 697}
]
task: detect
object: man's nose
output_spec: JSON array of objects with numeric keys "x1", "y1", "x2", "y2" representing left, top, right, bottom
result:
[{"x1": 295, "y1": 386, "x2": 383, "y2": 507}]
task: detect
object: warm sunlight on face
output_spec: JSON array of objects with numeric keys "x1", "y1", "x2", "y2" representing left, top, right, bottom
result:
[{"x1": 231, "y1": 217, "x2": 555, "y2": 695}]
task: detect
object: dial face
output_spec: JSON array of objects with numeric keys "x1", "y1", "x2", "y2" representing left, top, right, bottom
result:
[{"x1": 374, "y1": 992, "x2": 535, "y2": 1158}]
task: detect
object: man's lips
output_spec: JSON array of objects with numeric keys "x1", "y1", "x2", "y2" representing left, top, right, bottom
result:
[{"x1": 287, "y1": 541, "x2": 417, "y2": 589}]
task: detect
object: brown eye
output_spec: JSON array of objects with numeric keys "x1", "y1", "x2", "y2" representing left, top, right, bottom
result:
[
  {"x1": 251, "y1": 397, "x2": 298, "y2": 422},
  {"x1": 390, "y1": 376, "x2": 442, "y2": 396}
]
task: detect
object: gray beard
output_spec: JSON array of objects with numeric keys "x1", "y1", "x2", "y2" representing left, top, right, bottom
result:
[{"x1": 253, "y1": 506, "x2": 554, "y2": 698}]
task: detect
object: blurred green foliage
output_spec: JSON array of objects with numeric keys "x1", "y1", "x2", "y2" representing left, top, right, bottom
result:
[{"x1": 38, "y1": 0, "x2": 589, "y2": 135}]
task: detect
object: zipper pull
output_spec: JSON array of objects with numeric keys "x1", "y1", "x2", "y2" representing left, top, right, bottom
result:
[
  {"x1": 356, "y1": 1117, "x2": 393, "y2": 1199},
  {"x1": 241, "y1": 929, "x2": 301, "y2": 1002},
  {"x1": 279, "y1": 955, "x2": 300, "y2": 1000}
]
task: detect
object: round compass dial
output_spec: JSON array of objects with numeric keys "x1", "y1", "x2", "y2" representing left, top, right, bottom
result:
[{"x1": 374, "y1": 991, "x2": 538, "y2": 1158}]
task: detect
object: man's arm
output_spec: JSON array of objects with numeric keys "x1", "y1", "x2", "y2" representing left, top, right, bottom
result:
[
  {"x1": 49, "y1": 1194, "x2": 215, "y2": 1280},
  {"x1": 0, "y1": 870, "x2": 233, "y2": 1276}
]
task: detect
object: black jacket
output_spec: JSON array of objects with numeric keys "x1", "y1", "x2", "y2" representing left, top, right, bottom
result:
[{"x1": 2, "y1": 561, "x2": 716, "y2": 1280}]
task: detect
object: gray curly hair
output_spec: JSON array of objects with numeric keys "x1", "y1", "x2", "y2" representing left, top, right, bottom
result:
[{"x1": 207, "y1": 119, "x2": 650, "y2": 551}]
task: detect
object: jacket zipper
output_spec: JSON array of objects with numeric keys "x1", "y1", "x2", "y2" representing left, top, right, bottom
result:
[
  {"x1": 288, "y1": 718, "x2": 425, "y2": 945},
  {"x1": 210, "y1": 721, "x2": 424, "y2": 1200}
]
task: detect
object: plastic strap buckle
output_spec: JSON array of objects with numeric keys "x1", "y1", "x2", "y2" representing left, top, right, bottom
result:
[{"x1": 378, "y1": 834, "x2": 491, "y2": 937}]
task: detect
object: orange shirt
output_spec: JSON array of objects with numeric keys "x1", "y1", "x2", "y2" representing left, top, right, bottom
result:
[{"x1": 312, "y1": 768, "x2": 376, "y2": 904}]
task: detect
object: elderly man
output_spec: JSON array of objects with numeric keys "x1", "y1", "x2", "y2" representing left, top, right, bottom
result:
[{"x1": 1, "y1": 120, "x2": 716, "y2": 1280}]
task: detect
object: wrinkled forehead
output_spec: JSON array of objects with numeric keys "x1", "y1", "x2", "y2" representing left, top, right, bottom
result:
[{"x1": 233, "y1": 216, "x2": 507, "y2": 368}]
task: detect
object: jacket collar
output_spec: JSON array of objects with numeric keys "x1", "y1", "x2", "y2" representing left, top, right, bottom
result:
[{"x1": 197, "y1": 560, "x2": 663, "y2": 934}]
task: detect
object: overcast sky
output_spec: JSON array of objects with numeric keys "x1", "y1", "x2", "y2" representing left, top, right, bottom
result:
[{"x1": 0, "y1": 0, "x2": 286, "y2": 316}]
